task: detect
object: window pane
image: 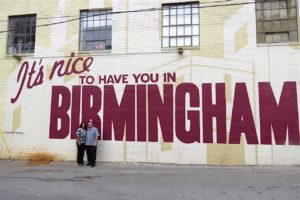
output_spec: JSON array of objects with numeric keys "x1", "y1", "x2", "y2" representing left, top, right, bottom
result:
[
  {"x1": 264, "y1": 10, "x2": 272, "y2": 20},
  {"x1": 264, "y1": 21, "x2": 272, "y2": 32},
  {"x1": 163, "y1": 7, "x2": 170, "y2": 16},
  {"x1": 163, "y1": 38, "x2": 169, "y2": 47},
  {"x1": 280, "y1": 9, "x2": 288, "y2": 18},
  {"x1": 177, "y1": 26, "x2": 184, "y2": 36},
  {"x1": 93, "y1": 31, "x2": 100, "y2": 40},
  {"x1": 163, "y1": 27, "x2": 169, "y2": 36},
  {"x1": 289, "y1": 8, "x2": 297, "y2": 19},
  {"x1": 280, "y1": 32, "x2": 289, "y2": 42},
  {"x1": 106, "y1": 29, "x2": 112, "y2": 40},
  {"x1": 170, "y1": 7, "x2": 176, "y2": 15},
  {"x1": 95, "y1": 41, "x2": 106, "y2": 50},
  {"x1": 265, "y1": 34, "x2": 273, "y2": 43},
  {"x1": 25, "y1": 25, "x2": 31, "y2": 34},
  {"x1": 88, "y1": 15, "x2": 93, "y2": 22},
  {"x1": 256, "y1": 3, "x2": 263, "y2": 10},
  {"x1": 170, "y1": 15, "x2": 176, "y2": 25},
  {"x1": 185, "y1": 25, "x2": 192, "y2": 35},
  {"x1": 192, "y1": 25, "x2": 199, "y2": 35},
  {"x1": 178, "y1": 6, "x2": 184, "y2": 15},
  {"x1": 256, "y1": 11, "x2": 263, "y2": 20},
  {"x1": 105, "y1": 40, "x2": 111, "y2": 49},
  {"x1": 290, "y1": 31, "x2": 298, "y2": 41},
  {"x1": 185, "y1": 15, "x2": 191, "y2": 24},
  {"x1": 264, "y1": 2, "x2": 271, "y2": 9},
  {"x1": 94, "y1": 20, "x2": 100, "y2": 27},
  {"x1": 271, "y1": 9, "x2": 280, "y2": 20},
  {"x1": 192, "y1": 14, "x2": 199, "y2": 24},
  {"x1": 192, "y1": 6, "x2": 199, "y2": 14},
  {"x1": 163, "y1": 16, "x2": 169, "y2": 26},
  {"x1": 19, "y1": 25, "x2": 25, "y2": 34},
  {"x1": 81, "y1": 21, "x2": 87, "y2": 29},
  {"x1": 185, "y1": 5, "x2": 191, "y2": 14},
  {"x1": 273, "y1": 33, "x2": 281, "y2": 42},
  {"x1": 271, "y1": 1, "x2": 280, "y2": 9},
  {"x1": 177, "y1": 37, "x2": 184, "y2": 46},
  {"x1": 94, "y1": 15, "x2": 100, "y2": 21},
  {"x1": 192, "y1": 36, "x2": 199, "y2": 46},
  {"x1": 288, "y1": 0, "x2": 297, "y2": 8},
  {"x1": 170, "y1": 26, "x2": 177, "y2": 36},
  {"x1": 279, "y1": 0, "x2": 287, "y2": 8},
  {"x1": 289, "y1": 20, "x2": 298, "y2": 30},
  {"x1": 87, "y1": 21, "x2": 93, "y2": 28},
  {"x1": 178, "y1": 15, "x2": 184, "y2": 25},
  {"x1": 170, "y1": 38, "x2": 176, "y2": 46},
  {"x1": 100, "y1": 14, "x2": 106, "y2": 20},
  {"x1": 100, "y1": 20, "x2": 106, "y2": 26},
  {"x1": 185, "y1": 37, "x2": 191, "y2": 46}
]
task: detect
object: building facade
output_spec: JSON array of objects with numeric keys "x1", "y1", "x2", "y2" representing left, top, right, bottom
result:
[{"x1": 0, "y1": 0, "x2": 300, "y2": 165}]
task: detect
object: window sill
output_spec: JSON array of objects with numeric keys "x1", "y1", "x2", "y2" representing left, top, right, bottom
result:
[
  {"x1": 161, "y1": 46, "x2": 200, "y2": 51},
  {"x1": 5, "y1": 53, "x2": 34, "y2": 60},
  {"x1": 78, "y1": 50, "x2": 112, "y2": 54},
  {"x1": 257, "y1": 42, "x2": 300, "y2": 47}
]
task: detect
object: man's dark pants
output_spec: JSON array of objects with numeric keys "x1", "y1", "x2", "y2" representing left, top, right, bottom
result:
[{"x1": 86, "y1": 145, "x2": 97, "y2": 165}]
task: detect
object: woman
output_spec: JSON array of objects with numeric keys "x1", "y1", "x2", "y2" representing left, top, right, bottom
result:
[{"x1": 76, "y1": 122, "x2": 87, "y2": 166}]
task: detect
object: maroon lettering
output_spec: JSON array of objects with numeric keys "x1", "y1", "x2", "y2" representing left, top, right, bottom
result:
[
  {"x1": 202, "y1": 83, "x2": 226, "y2": 143},
  {"x1": 99, "y1": 74, "x2": 129, "y2": 84},
  {"x1": 49, "y1": 52, "x2": 91, "y2": 80},
  {"x1": 11, "y1": 60, "x2": 44, "y2": 103},
  {"x1": 148, "y1": 84, "x2": 173, "y2": 142},
  {"x1": 229, "y1": 83, "x2": 258, "y2": 144},
  {"x1": 11, "y1": 61, "x2": 29, "y2": 104},
  {"x1": 70, "y1": 86, "x2": 81, "y2": 139},
  {"x1": 259, "y1": 82, "x2": 300, "y2": 145},
  {"x1": 103, "y1": 85, "x2": 135, "y2": 141},
  {"x1": 27, "y1": 59, "x2": 44, "y2": 89},
  {"x1": 49, "y1": 86, "x2": 71, "y2": 139},
  {"x1": 175, "y1": 83, "x2": 200, "y2": 144},
  {"x1": 137, "y1": 85, "x2": 147, "y2": 141}
]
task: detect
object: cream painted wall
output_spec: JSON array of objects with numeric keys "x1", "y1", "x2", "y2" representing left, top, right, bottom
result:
[{"x1": 0, "y1": 0, "x2": 300, "y2": 165}]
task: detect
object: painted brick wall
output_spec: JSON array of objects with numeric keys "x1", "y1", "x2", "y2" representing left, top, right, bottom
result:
[{"x1": 0, "y1": 0, "x2": 300, "y2": 165}]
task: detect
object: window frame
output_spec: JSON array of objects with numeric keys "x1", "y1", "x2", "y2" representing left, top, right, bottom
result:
[
  {"x1": 6, "y1": 14, "x2": 37, "y2": 55},
  {"x1": 255, "y1": 0, "x2": 299, "y2": 44},
  {"x1": 78, "y1": 8, "x2": 112, "y2": 52},
  {"x1": 161, "y1": 2, "x2": 200, "y2": 49}
]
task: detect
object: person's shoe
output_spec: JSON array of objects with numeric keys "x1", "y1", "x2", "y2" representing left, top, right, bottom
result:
[
  {"x1": 87, "y1": 163, "x2": 91, "y2": 166},
  {"x1": 91, "y1": 164, "x2": 95, "y2": 168}
]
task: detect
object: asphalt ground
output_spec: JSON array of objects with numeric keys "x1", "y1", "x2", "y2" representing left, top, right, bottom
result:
[{"x1": 0, "y1": 160, "x2": 300, "y2": 200}]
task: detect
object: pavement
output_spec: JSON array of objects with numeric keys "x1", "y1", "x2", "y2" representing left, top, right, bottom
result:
[{"x1": 0, "y1": 160, "x2": 300, "y2": 200}]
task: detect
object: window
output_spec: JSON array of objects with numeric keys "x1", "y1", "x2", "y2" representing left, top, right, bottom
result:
[
  {"x1": 162, "y1": 2, "x2": 200, "y2": 48},
  {"x1": 80, "y1": 9, "x2": 112, "y2": 51},
  {"x1": 7, "y1": 14, "x2": 36, "y2": 54},
  {"x1": 256, "y1": 0, "x2": 298, "y2": 43}
]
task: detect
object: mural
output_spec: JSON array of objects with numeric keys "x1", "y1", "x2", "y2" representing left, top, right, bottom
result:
[{"x1": 0, "y1": 0, "x2": 300, "y2": 165}]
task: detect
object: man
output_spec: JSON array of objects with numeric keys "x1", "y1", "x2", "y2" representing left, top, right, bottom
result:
[{"x1": 85, "y1": 121, "x2": 99, "y2": 167}]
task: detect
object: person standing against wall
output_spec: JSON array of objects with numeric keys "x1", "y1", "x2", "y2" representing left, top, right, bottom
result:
[
  {"x1": 76, "y1": 122, "x2": 87, "y2": 166},
  {"x1": 85, "y1": 120, "x2": 99, "y2": 168}
]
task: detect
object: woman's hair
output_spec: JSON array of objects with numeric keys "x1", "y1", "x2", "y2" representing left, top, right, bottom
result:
[{"x1": 80, "y1": 122, "x2": 87, "y2": 130}]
